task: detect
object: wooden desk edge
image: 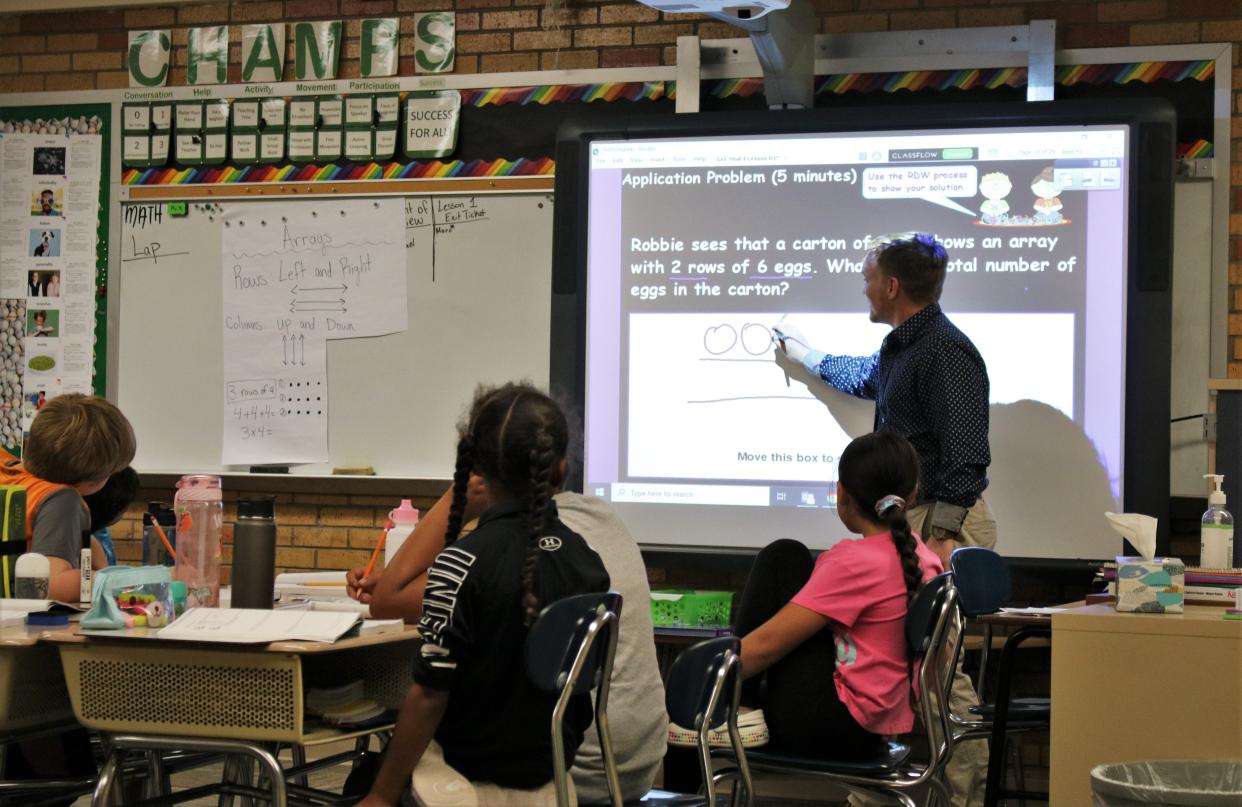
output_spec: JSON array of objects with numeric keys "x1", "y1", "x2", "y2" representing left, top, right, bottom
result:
[{"x1": 41, "y1": 624, "x2": 420, "y2": 652}]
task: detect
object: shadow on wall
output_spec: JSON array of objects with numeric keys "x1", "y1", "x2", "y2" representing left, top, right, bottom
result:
[
  {"x1": 777, "y1": 352, "x2": 1119, "y2": 559},
  {"x1": 987, "y1": 399, "x2": 1118, "y2": 560}
]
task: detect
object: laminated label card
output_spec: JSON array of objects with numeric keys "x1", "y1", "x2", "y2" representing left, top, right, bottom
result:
[
  {"x1": 231, "y1": 133, "x2": 258, "y2": 162},
  {"x1": 260, "y1": 132, "x2": 285, "y2": 162},
  {"x1": 204, "y1": 133, "x2": 227, "y2": 162},
  {"x1": 175, "y1": 102, "x2": 204, "y2": 131},
  {"x1": 345, "y1": 129, "x2": 373, "y2": 161},
  {"x1": 232, "y1": 100, "x2": 260, "y2": 130},
  {"x1": 287, "y1": 129, "x2": 316, "y2": 161},
  {"x1": 318, "y1": 98, "x2": 344, "y2": 128},
  {"x1": 345, "y1": 95, "x2": 374, "y2": 126},
  {"x1": 176, "y1": 133, "x2": 203, "y2": 163},
  {"x1": 151, "y1": 103, "x2": 173, "y2": 131},
  {"x1": 375, "y1": 94, "x2": 400, "y2": 125},
  {"x1": 151, "y1": 134, "x2": 169, "y2": 163},
  {"x1": 290, "y1": 98, "x2": 317, "y2": 128},
  {"x1": 204, "y1": 100, "x2": 230, "y2": 131},
  {"x1": 123, "y1": 104, "x2": 151, "y2": 134},
  {"x1": 403, "y1": 90, "x2": 460, "y2": 158},
  {"x1": 375, "y1": 127, "x2": 397, "y2": 161},
  {"x1": 123, "y1": 135, "x2": 149, "y2": 163},
  {"x1": 260, "y1": 98, "x2": 287, "y2": 129},
  {"x1": 317, "y1": 129, "x2": 342, "y2": 161}
]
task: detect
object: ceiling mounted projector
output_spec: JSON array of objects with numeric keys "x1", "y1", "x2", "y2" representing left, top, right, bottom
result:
[{"x1": 634, "y1": 0, "x2": 791, "y2": 20}]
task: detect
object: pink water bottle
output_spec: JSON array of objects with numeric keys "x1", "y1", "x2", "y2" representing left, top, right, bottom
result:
[{"x1": 174, "y1": 474, "x2": 223, "y2": 608}]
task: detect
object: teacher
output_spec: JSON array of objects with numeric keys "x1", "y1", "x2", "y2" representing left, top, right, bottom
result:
[{"x1": 775, "y1": 232, "x2": 994, "y2": 561}]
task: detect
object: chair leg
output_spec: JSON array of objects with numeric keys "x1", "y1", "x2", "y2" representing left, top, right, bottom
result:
[{"x1": 91, "y1": 749, "x2": 120, "y2": 807}]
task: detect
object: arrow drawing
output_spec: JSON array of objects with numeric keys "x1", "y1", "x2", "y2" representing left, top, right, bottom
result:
[
  {"x1": 291, "y1": 284, "x2": 348, "y2": 294},
  {"x1": 281, "y1": 333, "x2": 307, "y2": 366},
  {"x1": 290, "y1": 299, "x2": 347, "y2": 313}
]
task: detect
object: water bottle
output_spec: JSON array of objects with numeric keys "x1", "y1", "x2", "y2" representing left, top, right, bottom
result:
[
  {"x1": 384, "y1": 499, "x2": 420, "y2": 567},
  {"x1": 231, "y1": 495, "x2": 277, "y2": 609},
  {"x1": 143, "y1": 501, "x2": 177, "y2": 566},
  {"x1": 174, "y1": 474, "x2": 223, "y2": 608}
]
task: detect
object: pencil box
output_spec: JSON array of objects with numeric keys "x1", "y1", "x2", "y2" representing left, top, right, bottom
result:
[
  {"x1": 81, "y1": 565, "x2": 176, "y2": 629},
  {"x1": 0, "y1": 485, "x2": 27, "y2": 599}
]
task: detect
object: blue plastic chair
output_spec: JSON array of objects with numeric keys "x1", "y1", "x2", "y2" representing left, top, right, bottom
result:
[
  {"x1": 661, "y1": 637, "x2": 753, "y2": 807},
  {"x1": 949, "y1": 546, "x2": 1051, "y2": 806},
  {"x1": 525, "y1": 592, "x2": 625, "y2": 807}
]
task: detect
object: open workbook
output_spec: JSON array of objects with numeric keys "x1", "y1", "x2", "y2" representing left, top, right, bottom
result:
[{"x1": 157, "y1": 607, "x2": 366, "y2": 644}]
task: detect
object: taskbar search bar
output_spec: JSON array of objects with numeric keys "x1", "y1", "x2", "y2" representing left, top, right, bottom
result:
[{"x1": 589, "y1": 482, "x2": 838, "y2": 508}]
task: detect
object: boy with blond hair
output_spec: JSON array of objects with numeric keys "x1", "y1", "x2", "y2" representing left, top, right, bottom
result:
[{"x1": 0, "y1": 394, "x2": 135, "y2": 601}]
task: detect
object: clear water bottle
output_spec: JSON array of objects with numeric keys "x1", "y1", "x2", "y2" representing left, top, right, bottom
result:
[
  {"x1": 174, "y1": 474, "x2": 223, "y2": 608},
  {"x1": 143, "y1": 501, "x2": 177, "y2": 567}
]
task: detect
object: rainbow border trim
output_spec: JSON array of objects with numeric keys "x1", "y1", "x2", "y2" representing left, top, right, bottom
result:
[
  {"x1": 459, "y1": 81, "x2": 669, "y2": 106},
  {"x1": 122, "y1": 156, "x2": 556, "y2": 185}
]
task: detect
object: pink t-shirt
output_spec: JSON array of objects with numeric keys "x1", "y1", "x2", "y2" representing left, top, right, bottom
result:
[{"x1": 789, "y1": 532, "x2": 944, "y2": 735}]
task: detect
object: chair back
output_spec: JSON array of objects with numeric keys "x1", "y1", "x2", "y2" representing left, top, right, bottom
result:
[
  {"x1": 905, "y1": 573, "x2": 961, "y2": 784},
  {"x1": 664, "y1": 637, "x2": 753, "y2": 807},
  {"x1": 949, "y1": 546, "x2": 1010, "y2": 617},
  {"x1": 524, "y1": 591, "x2": 624, "y2": 807}
]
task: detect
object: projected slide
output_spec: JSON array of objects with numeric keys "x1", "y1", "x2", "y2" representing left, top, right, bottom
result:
[{"x1": 583, "y1": 125, "x2": 1128, "y2": 530}]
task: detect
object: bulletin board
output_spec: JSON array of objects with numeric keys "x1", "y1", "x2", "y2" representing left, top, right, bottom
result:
[{"x1": 0, "y1": 102, "x2": 110, "y2": 452}]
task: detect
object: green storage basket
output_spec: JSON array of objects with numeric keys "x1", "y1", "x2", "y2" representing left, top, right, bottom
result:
[{"x1": 651, "y1": 590, "x2": 734, "y2": 627}]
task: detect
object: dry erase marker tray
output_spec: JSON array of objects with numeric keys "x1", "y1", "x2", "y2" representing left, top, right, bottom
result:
[{"x1": 51, "y1": 630, "x2": 417, "y2": 743}]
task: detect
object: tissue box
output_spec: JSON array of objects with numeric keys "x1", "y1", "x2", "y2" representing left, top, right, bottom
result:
[
  {"x1": 1114, "y1": 556, "x2": 1184, "y2": 613},
  {"x1": 1, "y1": 485, "x2": 27, "y2": 598}
]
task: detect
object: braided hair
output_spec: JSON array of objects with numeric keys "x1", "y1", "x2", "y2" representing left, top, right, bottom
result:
[
  {"x1": 838, "y1": 432, "x2": 924, "y2": 601},
  {"x1": 448, "y1": 382, "x2": 569, "y2": 625}
]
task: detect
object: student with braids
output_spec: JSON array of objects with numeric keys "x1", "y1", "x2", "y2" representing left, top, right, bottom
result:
[
  {"x1": 734, "y1": 431, "x2": 943, "y2": 759},
  {"x1": 356, "y1": 383, "x2": 609, "y2": 807}
]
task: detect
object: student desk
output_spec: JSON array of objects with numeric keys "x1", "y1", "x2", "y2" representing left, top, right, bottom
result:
[
  {"x1": 1049, "y1": 604, "x2": 1242, "y2": 806},
  {"x1": 45, "y1": 624, "x2": 420, "y2": 805}
]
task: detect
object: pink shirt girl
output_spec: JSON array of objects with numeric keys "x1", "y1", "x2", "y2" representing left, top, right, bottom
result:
[{"x1": 790, "y1": 532, "x2": 943, "y2": 735}]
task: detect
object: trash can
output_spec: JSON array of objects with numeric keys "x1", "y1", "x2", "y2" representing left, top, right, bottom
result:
[{"x1": 1091, "y1": 761, "x2": 1242, "y2": 806}]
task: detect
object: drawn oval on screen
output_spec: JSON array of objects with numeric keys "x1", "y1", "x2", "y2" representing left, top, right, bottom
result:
[
  {"x1": 703, "y1": 324, "x2": 737, "y2": 355},
  {"x1": 741, "y1": 323, "x2": 774, "y2": 355}
]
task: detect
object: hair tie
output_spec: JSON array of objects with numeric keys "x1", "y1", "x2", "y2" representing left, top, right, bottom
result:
[{"x1": 874, "y1": 495, "x2": 905, "y2": 517}]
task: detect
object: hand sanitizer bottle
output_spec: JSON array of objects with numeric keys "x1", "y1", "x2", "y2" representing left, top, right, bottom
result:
[{"x1": 1200, "y1": 474, "x2": 1234, "y2": 569}]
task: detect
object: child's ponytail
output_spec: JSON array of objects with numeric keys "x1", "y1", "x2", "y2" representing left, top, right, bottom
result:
[
  {"x1": 444, "y1": 433, "x2": 475, "y2": 546},
  {"x1": 876, "y1": 495, "x2": 923, "y2": 602},
  {"x1": 521, "y1": 428, "x2": 558, "y2": 625}
]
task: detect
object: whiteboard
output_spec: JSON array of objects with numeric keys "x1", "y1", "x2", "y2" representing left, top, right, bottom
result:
[{"x1": 116, "y1": 194, "x2": 553, "y2": 477}]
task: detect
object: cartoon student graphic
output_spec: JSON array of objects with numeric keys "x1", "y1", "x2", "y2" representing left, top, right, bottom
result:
[
  {"x1": 1031, "y1": 167, "x2": 1064, "y2": 224},
  {"x1": 978, "y1": 171, "x2": 1013, "y2": 225}
]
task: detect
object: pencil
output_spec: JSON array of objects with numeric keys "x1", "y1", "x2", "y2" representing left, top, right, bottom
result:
[
  {"x1": 363, "y1": 520, "x2": 393, "y2": 579},
  {"x1": 147, "y1": 515, "x2": 177, "y2": 561}
]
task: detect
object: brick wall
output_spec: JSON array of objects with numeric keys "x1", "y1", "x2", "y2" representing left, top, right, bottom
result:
[
  {"x1": 3, "y1": 0, "x2": 1239, "y2": 580},
  {"x1": 110, "y1": 485, "x2": 442, "y2": 581}
]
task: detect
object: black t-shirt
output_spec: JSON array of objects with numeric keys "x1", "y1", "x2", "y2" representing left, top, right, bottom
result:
[{"x1": 412, "y1": 499, "x2": 610, "y2": 788}]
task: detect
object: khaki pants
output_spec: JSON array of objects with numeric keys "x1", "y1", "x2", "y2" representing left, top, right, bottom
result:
[{"x1": 906, "y1": 497, "x2": 996, "y2": 807}]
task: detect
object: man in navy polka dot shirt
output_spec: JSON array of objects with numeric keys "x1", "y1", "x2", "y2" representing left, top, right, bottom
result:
[{"x1": 776, "y1": 231, "x2": 994, "y2": 806}]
